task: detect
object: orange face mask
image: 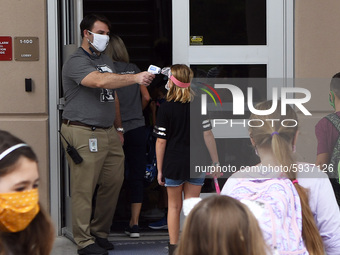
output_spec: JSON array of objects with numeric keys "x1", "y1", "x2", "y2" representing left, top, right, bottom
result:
[{"x1": 0, "y1": 188, "x2": 40, "y2": 232}]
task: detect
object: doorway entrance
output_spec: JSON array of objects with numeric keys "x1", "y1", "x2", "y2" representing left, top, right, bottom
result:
[
  {"x1": 56, "y1": 0, "x2": 173, "y2": 238},
  {"x1": 50, "y1": 0, "x2": 293, "y2": 236}
]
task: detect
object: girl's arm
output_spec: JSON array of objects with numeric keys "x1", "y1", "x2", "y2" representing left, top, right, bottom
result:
[
  {"x1": 114, "y1": 91, "x2": 124, "y2": 145},
  {"x1": 203, "y1": 130, "x2": 219, "y2": 164},
  {"x1": 156, "y1": 138, "x2": 167, "y2": 186},
  {"x1": 203, "y1": 130, "x2": 221, "y2": 178},
  {"x1": 140, "y1": 85, "x2": 151, "y2": 110}
]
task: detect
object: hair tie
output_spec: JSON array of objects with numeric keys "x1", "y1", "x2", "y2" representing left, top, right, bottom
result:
[
  {"x1": 292, "y1": 179, "x2": 298, "y2": 184},
  {"x1": 271, "y1": 131, "x2": 279, "y2": 137}
]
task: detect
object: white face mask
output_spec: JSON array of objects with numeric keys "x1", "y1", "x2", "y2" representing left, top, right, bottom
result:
[
  {"x1": 87, "y1": 30, "x2": 109, "y2": 52},
  {"x1": 165, "y1": 80, "x2": 170, "y2": 91}
]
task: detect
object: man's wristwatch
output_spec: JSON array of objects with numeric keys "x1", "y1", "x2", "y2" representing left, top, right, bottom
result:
[{"x1": 116, "y1": 127, "x2": 125, "y2": 133}]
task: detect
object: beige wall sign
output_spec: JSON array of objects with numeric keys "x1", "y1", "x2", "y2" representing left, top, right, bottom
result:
[{"x1": 14, "y1": 37, "x2": 39, "y2": 61}]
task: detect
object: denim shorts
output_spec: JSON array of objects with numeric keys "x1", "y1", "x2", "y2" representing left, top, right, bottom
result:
[{"x1": 165, "y1": 176, "x2": 205, "y2": 187}]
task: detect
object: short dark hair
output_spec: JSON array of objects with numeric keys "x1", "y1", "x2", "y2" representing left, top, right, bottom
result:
[
  {"x1": 330, "y1": 72, "x2": 340, "y2": 98},
  {"x1": 80, "y1": 14, "x2": 111, "y2": 38}
]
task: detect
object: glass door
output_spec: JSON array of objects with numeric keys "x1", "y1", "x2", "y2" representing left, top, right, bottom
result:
[
  {"x1": 174, "y1": 0, "x2": 293, "y2": 78},
  {"x1": 174, "y1": 0, "x2": 293, "y2": 137},
  {"x1": 173, "y1": 0, "x2": 294, "y2": 185}
]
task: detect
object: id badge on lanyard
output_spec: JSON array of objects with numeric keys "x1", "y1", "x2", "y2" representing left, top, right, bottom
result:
[{"x1": 89, "y1": 129, "x2": 98, "y2": 152}]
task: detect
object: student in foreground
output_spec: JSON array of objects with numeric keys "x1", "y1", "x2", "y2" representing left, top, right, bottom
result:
[
  {"x1": 0, "y1": 130, "x2": 55, "y2": 255},
  {"x1": 222, "y1": 100, "x2": 340, "y2": 255},
  {"x1": 176, "y1": 195, "x2": 268, "y2": 255}
]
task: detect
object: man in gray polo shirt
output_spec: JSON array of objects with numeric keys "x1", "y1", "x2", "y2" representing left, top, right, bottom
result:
[{"x1": 61, "y1": 14, "x2": 154, "y2": 255}]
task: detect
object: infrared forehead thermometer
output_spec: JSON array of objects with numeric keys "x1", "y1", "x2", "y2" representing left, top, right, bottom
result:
[{"x1": 148, "y1": 65, "x2": 161, "y2": 74}]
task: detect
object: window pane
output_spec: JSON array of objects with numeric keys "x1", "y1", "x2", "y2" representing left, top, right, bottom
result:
[
  {"x1": 190, "y1": 0, "x2": 266, "y2": 45},
  {"x1": 190, "y1": 65, "x2": 265, "y2": 193},
  {"x1": 190, "y1": 64, "x2": 267, "y2": 119},
  {"x1": 191, "y1": 64, "x2": 266, "y2": 78},
  {"x1": 202, "y1": 138, "x2": 260, "y2": 193}
]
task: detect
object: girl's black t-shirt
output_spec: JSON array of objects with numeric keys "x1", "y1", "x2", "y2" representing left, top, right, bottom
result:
[{"x1": 154, "y1": 99, "x2": 212, "y2": 180}]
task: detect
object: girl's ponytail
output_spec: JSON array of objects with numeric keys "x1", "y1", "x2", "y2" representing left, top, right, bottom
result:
[
  {"x1": 294, "y1": 183, "x2": 324, "y2": 255},
  {"x1": 250, "y1": 101, "x2": 324, "y2": 254}
]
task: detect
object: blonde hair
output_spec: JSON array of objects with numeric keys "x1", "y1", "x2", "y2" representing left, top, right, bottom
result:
[
  {"x1": 249, "y1": 100, "x2": 324, "y2": 255},
  {"x1": 104, "y1": 34, "x2": 129, "y2": 63},
  {"x1": 166, "y1": 64, "x2": 194, "y2": 103},
  {"x1": 175, "y1": 195, "x2": 268, "y2": 255}
]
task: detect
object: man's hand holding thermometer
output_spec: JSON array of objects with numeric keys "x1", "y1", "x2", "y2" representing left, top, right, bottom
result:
[
  {"x1": 148, "y1": 65, "x2": 161, "y2": 74},
  {"x1": 134, "y1": 65, "x2": 159, "y2": 86}
]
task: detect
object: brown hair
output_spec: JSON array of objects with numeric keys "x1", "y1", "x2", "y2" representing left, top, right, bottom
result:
[
  {"x1": 104, "y1": 34, "x2": 130, "y2": 63},
  {"x1": 249, "y1": 101, "x2": 324, "y2": 255},
  {"x1": 80, "y1": 14, "x2": 111, "y2": 38},
  {"x1": 166, "y1": 64, "x2": 194, "y2": 103},
  {"x1": 0, "y1": 206, "x2": 55, "y2": 255},
  {"x1": 175, "y1": 195, "x2": 268, "y2": 255},
  {"x1": 0, "y1": 130, "x2": 38, "y2": 176},
  {"x1": 0, "y1": 130, "x2": 55, "y2": 255}
]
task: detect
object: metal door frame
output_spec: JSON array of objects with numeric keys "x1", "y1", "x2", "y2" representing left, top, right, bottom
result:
[
  {"x1": 48, "y1": 0, "x2": 61, "y2": 235},
  {"x1": 173, "y1": 0, "x2": 294, "y2": 138},
  {"x1": 173, "y1": 0, "x2": 294, "y2": 78},
  {"x1": 49, "y1": 0, "x2": 294, "y2": 235},
  {"x1": 48, "y1": 0, "x2": 83, "y2": 236}
]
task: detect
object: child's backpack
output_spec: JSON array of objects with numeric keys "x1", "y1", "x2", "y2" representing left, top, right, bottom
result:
[
  {"x1": 228, "y1": 178, "x2": 308, "y2": 255},
  {"x1": 325, "y1": 113, "x2": 340, "y2": 206}
]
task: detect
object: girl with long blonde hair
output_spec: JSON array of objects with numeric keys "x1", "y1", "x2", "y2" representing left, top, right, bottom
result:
[
  {"x1": 154, "y1": 64, "x2": 219, "y2": 255},
  {"x1": 222, "y1": 100, "x2": 340, "y2": 255}
]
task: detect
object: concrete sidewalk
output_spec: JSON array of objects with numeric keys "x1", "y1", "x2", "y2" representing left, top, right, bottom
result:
[{"x1": 51, "y1": 230, "x2": 169, "y2": 255}]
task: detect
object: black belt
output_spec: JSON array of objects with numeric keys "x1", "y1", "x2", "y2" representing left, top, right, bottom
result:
[{"x1": 62, "y1": 119, "x2": 111, "y2": 130}]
